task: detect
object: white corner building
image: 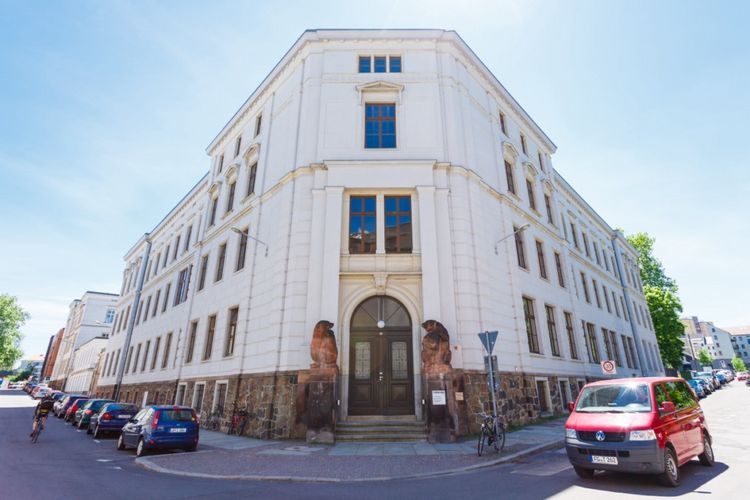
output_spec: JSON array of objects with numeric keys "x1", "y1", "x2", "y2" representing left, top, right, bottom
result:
[
  {"x1": 94, "y1": 29, "x2": 663, "y2": 439},
  {"x1": 49, "y1": 291, "x2": 118, "y2": 391}
]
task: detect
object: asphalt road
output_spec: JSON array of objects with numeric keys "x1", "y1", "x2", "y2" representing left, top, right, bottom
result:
[{"x1": 2, "y1": 382, "x2": 747, "y2": 499}]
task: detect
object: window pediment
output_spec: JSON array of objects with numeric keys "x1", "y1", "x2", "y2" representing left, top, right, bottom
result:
[
  {"x1": 502, "y1": 141, "x2": 520, "y2": 160},
  {"x1": 242, "y1": 143, "x2": 260, "y2": 164},
  {"x1": 224, "y1": 164, "x2": 239, "y2": 182},
  {"x1": 356, "y1": 80, "x2": 404, "y2": 104},
  {"x1": 523, "y1": 161, "x2": 538, "y2": 178}
]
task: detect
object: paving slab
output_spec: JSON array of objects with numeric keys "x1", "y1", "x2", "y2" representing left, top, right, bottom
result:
[{"x1": 136, "y1": 417, "x2": 566, "y2": 482}]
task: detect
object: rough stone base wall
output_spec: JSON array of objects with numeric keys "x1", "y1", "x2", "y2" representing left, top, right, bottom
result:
[
  {"x1": 462, "y1": 371, "x2": 596, "y2": 433},
  {"x1": 93, "y1": 384, "x2": 115, "y2": 399},
  {"x1": 173, "y1": 371, "x2": 299, "y2": 439},
  {"x1": 97, "y1": 380, "x2": 178, "y2": 406}
]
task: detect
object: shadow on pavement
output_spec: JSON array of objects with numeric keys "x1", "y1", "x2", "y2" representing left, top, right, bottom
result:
[{"x1": 572, "y1": 460, "x2": 729, "y2": 497}]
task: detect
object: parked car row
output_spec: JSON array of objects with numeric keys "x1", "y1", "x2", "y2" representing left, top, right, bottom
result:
[{"x1": 39, "y1": 391, "x2": 200, "y2": 457}]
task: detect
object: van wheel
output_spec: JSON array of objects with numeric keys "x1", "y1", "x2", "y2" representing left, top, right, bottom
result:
[
  {"x1": 699, "y1": 435, "x2": 715, "y2": 466},
  {"x1": 117, "y1": 435, "x2": 127, "y2": 451},
  {"x1": 573, "y1": 466, "x2": 595, "y2": 479},
  {"x1": 659, "y1": 447, "x2": 680, "y2": 487}
]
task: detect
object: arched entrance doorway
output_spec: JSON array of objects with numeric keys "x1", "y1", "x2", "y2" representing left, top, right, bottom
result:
[{"x1": 348, "y1": 296, "x2": 415, "y2": 416}]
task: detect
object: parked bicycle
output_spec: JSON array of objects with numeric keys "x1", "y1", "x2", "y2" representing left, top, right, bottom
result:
[
  {"x1": 476, "y1": 412, "x2": 505, "y2": 456},
  {"x1": 228, "y1": 409, "x2": 249, "y2": 436},
  {"x1": 204, "y1": 410, "x2": 224, "y2": 431}
]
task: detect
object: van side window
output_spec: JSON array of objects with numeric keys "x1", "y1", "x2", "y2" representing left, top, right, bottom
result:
[
  {"x1": 654, "y1": 385, "x2": 668, "y2": 407},
  {"x1": 665, "y1": 382, "x2": 694, "y2": 410},
  {"x1": 676, "y1": 381, "x2": 697, "y2": 407}
]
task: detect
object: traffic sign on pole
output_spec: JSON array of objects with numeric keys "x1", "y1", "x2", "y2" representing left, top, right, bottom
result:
[
  {"x1": 601, "y1": 360, "x2": 617, "y2": 375},
  {"x1": 478, "y1": 331, "x2": 498, "y2": 354},
  {"x1": 478, "y1": 331, "x2": 500, "y2": 419}
]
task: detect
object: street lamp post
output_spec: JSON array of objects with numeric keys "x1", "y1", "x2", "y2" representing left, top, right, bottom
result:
[
  {"x1": 494, "y1": 223, "x2": 530, "y2": 255},
  {"x1": 231, "y1": 227, "x2": 269, "y2": 257}
]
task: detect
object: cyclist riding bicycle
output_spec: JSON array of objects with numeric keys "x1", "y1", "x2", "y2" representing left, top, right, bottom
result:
[{"x1": 31, "y1": 394, "x2": 54, "y2": 437}]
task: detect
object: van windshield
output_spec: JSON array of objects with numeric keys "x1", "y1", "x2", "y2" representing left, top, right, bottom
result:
[{"x1": 575, "y1": 383, "x2": 652, "y2": 413}]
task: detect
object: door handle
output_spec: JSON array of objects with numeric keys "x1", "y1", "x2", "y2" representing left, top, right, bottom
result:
[{"x1": 378, "y1": 371, "x2": 384, "y2": 382}]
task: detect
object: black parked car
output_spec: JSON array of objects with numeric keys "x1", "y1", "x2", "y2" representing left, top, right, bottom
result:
[
  {"x1": 89, "y1": 403, "x2": 140, "y2": 438},
  {"x1": 75, "y1": 399, "x2": 114, "y2": 429}
]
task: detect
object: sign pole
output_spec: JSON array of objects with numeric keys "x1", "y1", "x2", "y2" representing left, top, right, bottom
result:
[{"x1": 484, "y1": 332, "x2": 499, "y2": 419}]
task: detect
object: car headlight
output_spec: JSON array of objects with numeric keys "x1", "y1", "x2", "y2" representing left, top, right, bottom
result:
[
  {"x1": 565, "y1": 428, "x2": 577, "y2": 439},
  {"x1": 629, "y1": 430, "x2": 656, "y2": 441}
]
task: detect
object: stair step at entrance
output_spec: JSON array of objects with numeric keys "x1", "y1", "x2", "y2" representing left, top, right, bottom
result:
[{"x1": 336, "y1": 420, "x2": 427, "y2": 442}]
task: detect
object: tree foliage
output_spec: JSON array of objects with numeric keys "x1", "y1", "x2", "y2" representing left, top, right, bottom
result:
[
  {"x1": 0, "y1": 294, "x2": 28, "y2": 370},
  {"x1": 731, "y1": 356, "x2": 747, "y2": 372},
  {"x1": 10, "y1": 367, "x2": 33, "y2": 382},
  {"x1": 643, "y1": 287, "x2": 685, "y2": 369},
  {"x1": 627, "y1": 233, "x2": 677, "y2": 291},
  {"x1": 697, "y1": 348, "x2": 713, "y2": 366},
  {"x1": 627, "y1": 232, "x2": 685, "y2": 369}
]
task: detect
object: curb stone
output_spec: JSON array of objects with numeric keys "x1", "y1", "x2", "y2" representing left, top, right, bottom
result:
[{"x1": 134, "y1": 438, "x2": 565, "y2": 483}]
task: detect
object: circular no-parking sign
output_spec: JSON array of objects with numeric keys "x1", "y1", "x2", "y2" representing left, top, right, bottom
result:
[{"x1": 601, "y1": 360, "x2": 616, "y2": 375}]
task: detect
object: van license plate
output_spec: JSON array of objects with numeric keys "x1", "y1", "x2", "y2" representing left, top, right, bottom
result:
[
  {"x1": 170, "y1": 428, "x2": 187, "y2": 433},
  {"x1": 591, "y1": 455, "x2": 618, "y2": 465}
]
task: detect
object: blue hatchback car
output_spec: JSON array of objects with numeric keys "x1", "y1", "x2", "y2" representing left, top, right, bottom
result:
[
  {"x1": 117, "y1": 405, "x2": 199, "y2": 457},
  {"x1": 687, "y1": 379, "x2": 704, "y2": 398}
]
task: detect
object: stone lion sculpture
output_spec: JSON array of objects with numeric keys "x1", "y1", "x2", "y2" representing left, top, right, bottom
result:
[
  {"x1": 310, "y1": 320, "x2": 338, "y2": 368},
  {"x1": 421, "y1": 319, "x2": 452, "y2": 369}
]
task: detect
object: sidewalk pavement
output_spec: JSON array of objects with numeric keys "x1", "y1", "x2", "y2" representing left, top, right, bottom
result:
[{"x1": 135, "y1": 417, "x2": 566, "y2": 483}]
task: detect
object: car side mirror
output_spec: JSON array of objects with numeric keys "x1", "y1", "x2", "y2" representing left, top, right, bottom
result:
[
  {"x1": 659, "y1": 401, "x2": 675, "y2": 414},
  {"x1": 567, "y1": 401, "x2": 575, "y2": 412}
]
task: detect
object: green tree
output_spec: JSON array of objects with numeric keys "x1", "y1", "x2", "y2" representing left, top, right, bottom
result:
[
  {"x1": 627, "y1": 233, "x2": 677, "y2": 292},
  {"x1": 731, "y1": 356, "x2": 747, "y2": 372},
  {"x1": 10, "y1": 367, "x2": 32, "y2": 382},
  {"x1": 626, "y1": 232, "x2": 685, "y2": 369},
  {"x1": 0, "y1": 294, "x2": 28, "y2": 370},
  {"x1": 697, "y1": 348, "x2": 713, "y2": 367}
]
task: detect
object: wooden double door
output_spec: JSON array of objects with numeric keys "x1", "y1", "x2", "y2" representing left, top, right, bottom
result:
[{"x1": 348, "y1": 296, "x2": 415, "y2": 416}]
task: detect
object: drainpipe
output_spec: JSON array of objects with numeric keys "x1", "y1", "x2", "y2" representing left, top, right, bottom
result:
[
  {"x1": 611, "y1": 232, "x2": 646, "y2": 376},
  {"x1": 113, "y1": 235, "x2": 152, "y2": 400}
]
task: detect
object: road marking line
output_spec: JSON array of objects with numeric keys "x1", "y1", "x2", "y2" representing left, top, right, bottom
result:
[
  {"x1": 94, "y1": 440, "x2": 101, "y2": 443},
  {"x1": 96, "y1": 459, "x2": 113, "y2": 462}
]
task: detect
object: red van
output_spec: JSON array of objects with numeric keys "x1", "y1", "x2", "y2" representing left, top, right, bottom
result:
[{"x1": 565, "y1": 377, "x2": 714, "y2": 487}]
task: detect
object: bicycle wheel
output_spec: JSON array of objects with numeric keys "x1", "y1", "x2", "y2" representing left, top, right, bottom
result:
[
  {"x1": 31, "y1": 424, "x2": 41, "y2": 444},
  {"x1": 477, "y1": 426, "x2": 486, "y2": 456}
]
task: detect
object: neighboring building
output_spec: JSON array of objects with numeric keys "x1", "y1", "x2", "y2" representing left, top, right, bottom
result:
[
  {"x1": 48, "y1": 291, "x2": 118, "y2": 390},
  {"x1": 65, "y1": 336, "x2": 108, "y2": 394},
  {"x1": 18, "y1": 355, "x2": 44, "y2": 380},
  {"x1": 40, "y1": 328, "x2": 64, "y2": 382},
  {"x1": 94, "y1": 29, "x2": 662, "y2": 440},
  {"x1": 724, "y1": 325, "x2": 750, "y2": 367},
  {"x1": 681, "y1": 316, "x2": 734, "y2": 369}
]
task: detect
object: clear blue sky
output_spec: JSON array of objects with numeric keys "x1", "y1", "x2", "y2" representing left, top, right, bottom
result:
[{"x1": 1, "y1": 0, "x2": 748, "y2": 359}]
